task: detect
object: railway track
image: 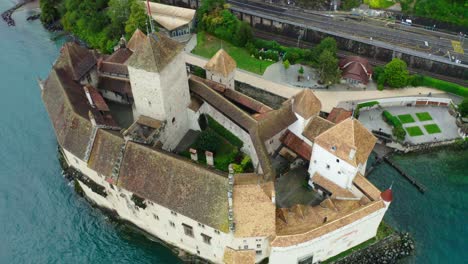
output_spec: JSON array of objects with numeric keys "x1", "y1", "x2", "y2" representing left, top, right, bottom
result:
[{"x1": 253, "y1": 30, "x2": 468, "y2": 87}]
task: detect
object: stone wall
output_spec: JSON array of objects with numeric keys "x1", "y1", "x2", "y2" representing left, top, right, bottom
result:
[{"x1": 235, "y1": 81, "x2": 287, "y2": 110}]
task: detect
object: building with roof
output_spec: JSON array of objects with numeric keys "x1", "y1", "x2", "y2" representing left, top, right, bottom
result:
[
  {"x1": 339, "y1": 56, "x2": 373, "y2": 85},
  {"x1": 145, "y1": 2, "x2": 196, "y2": 41},
  {"x1": 40, "y1": 29, "x2": 392, "y2": 264},
  {"x1": 205, "y1": 49, "x2": 237, "y2": 90}
]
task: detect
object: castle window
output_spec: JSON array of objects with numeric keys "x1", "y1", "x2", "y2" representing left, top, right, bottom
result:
[
  {"x1": 326, "y1": 164, "x2": 330, "y2": 169},
  {"x1": 214, "y1": 230, "x2": 220, "y2": 235},
  {"x1": 336, "y1": 159, "x2": 340, "y2": 163},
  {"x1": 244, "y1": 245, "x2": 248, "y2": 250},
  {"x1": 257, "y1": 244, "x2": 261, "y2": 248},
  {"x1": 201, "y1": 233, "x2": 212, "y2": 245},
  {"x1": 169, "y1": 221, "x2": 175, "y2": 228},
  {"x1": 86, "y1": 74, "x2": 92, "y2": 84},
  {"x1": 182, "y1": 224, "x2": 194, "y2": 237},
  {"x1": 171, "y1": 211, "x2": 177, "y2": 216},
  {"x1": 331, "y1": 146, "x2": 337, "y2": 151},
  {"x1": 338, "y1": 171, "x2": 341, "y2": 175},
  {"x1": 153, "y1": 214, "x2": 159, "y2": 220},
  {"x1": 198, "y1": 223, "x2": 205, "y2": 228},
  {"x1": 172, "y1": 117, "x2": 176, "y2": 124},
  {"x1": 256, "y1": 250, "x2": 262, "y2": 255}
]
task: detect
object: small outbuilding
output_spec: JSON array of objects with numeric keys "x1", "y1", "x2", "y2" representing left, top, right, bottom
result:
[
  {"x1": 145, "y1": 2, "x2": 196, "y2": 41},
  {"x1": 339, "y1": 56, "x2": 373, "y2": 85},
  {"x1": 205, "y1": 49, "x2": 237, "y2": 90}
]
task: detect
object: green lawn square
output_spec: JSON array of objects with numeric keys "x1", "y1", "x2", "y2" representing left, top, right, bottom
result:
[
  {"x1": 397, "y1": 114, "x2": 415, "y2": 124},
  {"x1": 406, "y1": 126, "x2": 424, "y2": 136},
  {"x1": 424, "y1": 124, "x2": 442, "y2": 134},
  {"x1": 416, "y1": 112, "x2": 433, "y2": 121}
]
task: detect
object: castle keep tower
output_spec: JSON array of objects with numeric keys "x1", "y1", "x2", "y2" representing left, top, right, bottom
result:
[{"x1": 127, "y1": 32, "x2": 190, "y2": 150}]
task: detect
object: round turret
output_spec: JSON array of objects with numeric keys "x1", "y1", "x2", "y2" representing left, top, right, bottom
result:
[{"x1": 381, "y1": 188, "x2": 393, "y2": 203}]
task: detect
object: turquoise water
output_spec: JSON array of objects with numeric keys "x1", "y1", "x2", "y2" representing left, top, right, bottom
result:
[
  {"x1": 367, "y1": 150, "x2": 468, "y2": 264},
  {"x1": 0, "y1": 1, "x2": 467, "y2": 263}
]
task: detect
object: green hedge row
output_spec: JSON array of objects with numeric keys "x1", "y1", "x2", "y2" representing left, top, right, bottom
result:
[
  {"x1": 206, "y1": 115, "x2": 244, "y2": 148},
  {"x1": 410, "y1": 75, "x2": 468, "y2": 98},
  {"x1": 358, "y1": 101, "x2": 379, "y2": 109},
  {"x1": 382, "y1": 110, "x2": 406, "y2": 141}
]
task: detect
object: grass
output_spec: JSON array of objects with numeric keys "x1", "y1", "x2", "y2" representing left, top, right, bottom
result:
[
  {"x1": 416, "y1": 112, "x2": 433, "y2": 121},
  {"x1": 363, "y1": 0, "x2": 395, "y2": 9},
  {"x1": 424, "y1": 124, "x2": 442, "y2": 134},
  {"x1": 397, "y1": 114, "x2": 416, "y2": 124},
  {"x1": 192, "y1": 33, "x2": 275, "y2": 75},
  {"x1": 406, "y1": 126, "x2": 424, "y2": 137},
  {"x1": 322, "y1": 222, "x2": 394, "y2": 263}
]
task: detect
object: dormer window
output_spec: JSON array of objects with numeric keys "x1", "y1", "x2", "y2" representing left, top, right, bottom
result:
[{"x1": 331, "y1": 146, "x2": 337, "y2": 151}]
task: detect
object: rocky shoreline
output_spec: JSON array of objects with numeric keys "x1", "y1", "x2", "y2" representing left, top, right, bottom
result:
[{"x1": 328, "y1": 233, "x2": 415, "y2": 264}]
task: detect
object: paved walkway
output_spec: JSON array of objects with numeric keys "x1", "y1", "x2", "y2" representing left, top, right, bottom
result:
[{"x1": 185, "y1": 53, "x2": 449, "y2": 112}]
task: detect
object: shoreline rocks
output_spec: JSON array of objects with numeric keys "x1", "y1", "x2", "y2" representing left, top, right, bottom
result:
[
  {"x1": 328, "y1": 233, "x2": 415, "y2": 264},
  {"x1": 1, "y1": 1, "x2": 33, "y2": 26}
]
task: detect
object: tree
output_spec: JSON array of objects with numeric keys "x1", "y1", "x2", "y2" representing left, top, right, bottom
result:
[
  {"x1": 125, "y1": 0, "x2": 148, "y2": 38},
  {"x1": 298, "y1": 66, "x2": 304, "y2": 75},
  {"x1": 235, "y1": 22, "x2": 252, "y2": 47},
  {"x1": 283, "y1": 60, "x2": 290, "y2": 70},
  {"x1": 313, "y1": 37, "x2": 337, "y2": 61},
  {"x1": 342, "y1": 0, "x2": 360, "y2": 10},
  {"x1": 108, "y1": 0, "x2": 132, "y2": 30},
  {"x1": 459, "y1": 98, "x2": 468, "y2": 117},
  {"x1": 384, "y1": 58, "x2": 409, "y2": 88},
  {"x1": 40, "y1": 0, "x2": 60, "y2": 25},
  {"x1": 318, "y1": 50, "x2": 341, "y2": 85}
]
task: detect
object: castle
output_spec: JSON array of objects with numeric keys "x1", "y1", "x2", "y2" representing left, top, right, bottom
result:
[{"x1": 41, "y1": 29, "x2": 392, "y2": 264}]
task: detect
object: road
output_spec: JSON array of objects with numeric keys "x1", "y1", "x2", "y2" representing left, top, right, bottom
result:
[{"x1": 227, "y1": 0, "x2": 468, "y2": 67}]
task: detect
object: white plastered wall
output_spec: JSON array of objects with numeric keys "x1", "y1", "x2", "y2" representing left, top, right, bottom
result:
[
  {"x1": 269, "y1": 206, "x2": 388, "y2": 264},
  {"x1": 207, "y1": 70, "x2": 235, "y2": 90},
  {"x1": 288, "y1": 114, "x2": 313, "y2": 146}
]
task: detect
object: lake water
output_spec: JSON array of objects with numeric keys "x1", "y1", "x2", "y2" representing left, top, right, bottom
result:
[{"x1": 0, "y1": 1, "x2": 466, "y2": 263}]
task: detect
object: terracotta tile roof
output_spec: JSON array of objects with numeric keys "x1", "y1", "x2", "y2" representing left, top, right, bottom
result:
[
  {"x1": 105, "y1": 48, "x2": 133, "y2": 64},
  {"x1": 57, "y1": 42, "x2": 97, "y2": 81},
  {"x1": 280, "y1": 130, "x2": 312, "y2": 160},
  {"x1": 327, "y1": 107, "x2": 353, "y2": 124},
  {"x1": 118, "y1": 142, "x2": 229, "y2": 232},
  {"x1": 205, "y1": 49, "x2": 237, "y2": 77},
  {"x1": 285, "y1": 89, "x2": 321, "y2": 119},
  {"x1": 311, "y1": 173, "x2": 355, "y2": 199},
  {"x1": 98, "y1": 76, "x2": 133, "y2": 97},
  {"x1": 314, "y1": 118, "x2": 377, "y2": 166},
  {"x1": 127, "y1": 32, "x2": 184, "y2": 72},
  {"x1": 88, "y1": 129, "x2": 124, "y2": 176},
  {"x1": 353, "y1": 173, "x2": 382, "y2": 201},
  {"x1": 223, "y1": 248, "x2": 256, "y2": 264},
  {"x1": 127, "y1": 29, "x2": 147, "y2": 52},
  {"x1": 41, "y1": 68, "x2": 93, "y2": 160},
  {"x1": 147, "y1": 2, "x2": 196, "y2": 31},
  {"x1": 339, "y1": 56, "x2": 373, "y2": 84},
  {"x1": 233, "y1": 181, "x2": 276, "y2": 237},
  {"x1": 99, "y1": 62, "x2": 129, "y2": 76},
  {"x1": 302, "y1": 116, "x2": 335, "y2": 142},
  {"x1": 85, "y1": 85, "x2": 109, "y2": 111},
  {"x1": 224, "y1": 89, "x2": 273, "y2": 114},
  {"x1": 135, "y1": 115, "x2": 163, "y2": 129},
  {"x1": 257, "y1": 101, "x2": 297, "y2": 141},
  {"x1": 272, "y1": 200, "x2": 385, "y2": 247}
]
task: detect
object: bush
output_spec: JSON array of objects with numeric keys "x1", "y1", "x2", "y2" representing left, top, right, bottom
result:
[
  {"x1": 215, "y1": 148, "x2": 239, "y2": 171},
  {"x1": 459, "y1": 98, "x2": 468, "y2": 117},
  {"x1": 194, "y1": 130, "x2": 220, "y2": 152},
  {"x1": 384, "y1": 58, "x2": 409, "y2": 88},
  {"x1": 410, "y1": 75, "x2": 468, "y2": 97},
  {"x1": 283, "y1": 60, "x2": 290, "y2": 70},
  {"x1": 373, "y1": 66, "x2": 385, "y2": 81},
  {"x1": 382, "y1": 110, "x2": 406, "y2": 140},
  {"x1": 206, "y1": 115, "x2": 243, "y2": 148},
  {"x1": 357, "y1": 101, "x2": 379, "y2": 109}
]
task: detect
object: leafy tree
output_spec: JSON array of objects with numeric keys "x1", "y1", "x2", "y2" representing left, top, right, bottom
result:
[
  {"x1": 125, "y1": 0, "x2": 148, "y2": 37},
  {"x1": 235, "y1": 22, "x2": 252, "y2": 47},
  {"x1": 40, "y1": 0, "x2": 60, "y2": 25},
  {"x1": 459, "y1": 98, "x2": 468, "y2": 117},
  {"x1": 298, "y1": 66, "x2": 304, "y2": 75},
  {"x1": 342, "y1": 0, "x2": 360, "y2": 10},
  {"x1": 318, "y1": 50, "x2": 341, "y2": 84},
  {"x1": 283, "y1": 60, "x2": 290, "y2": 70},
  {"x1": 108, "y1": 0, "x2": 132, "y2": 30},
  {"x1": 384, "y1": 58, "x2": 409, "y2": 88},
  {"x1": 313, "y1": 37, "x2": 337, "y2": 61},
  {"x1": 194, "y1": 130, "x2": 220, "y2": 152}
]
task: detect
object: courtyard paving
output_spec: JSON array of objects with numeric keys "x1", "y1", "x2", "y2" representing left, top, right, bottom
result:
[
  {"x1": 275, "y1": 167, "x2": 322, "y2": 208},
  {"x1": 359, "y1": 106, "x2": 460, "y2": 144}
]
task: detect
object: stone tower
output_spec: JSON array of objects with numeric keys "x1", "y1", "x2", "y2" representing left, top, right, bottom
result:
[
  {"x1": 127, "y1": 32, "x2": 190, "y2": 150},
  {"x1": 205, "y1": 49, "x2": 236, "y2": 89}
]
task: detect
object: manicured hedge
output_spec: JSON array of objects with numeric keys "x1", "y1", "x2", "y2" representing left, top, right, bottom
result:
[
  {"x1": 382, "y1": 110, "x2": 406, "y2": 140},
  {"x1": 357, "y1": 101, "x2": 379, "y2": 109},
  {"x1": 206, "y1": 115, "x2": 244, "y2": 148},
  {"x1": 411, "y1": 75, "x2": 468, "y2": 97}
]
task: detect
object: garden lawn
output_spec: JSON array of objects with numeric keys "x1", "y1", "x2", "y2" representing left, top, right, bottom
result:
[
  {"x1": 397, "y1": 114, "x2": 415, "y2": 124},
  {"x1": 424, "y1": 124, "x2": 442, "y2": 134},
  {"x1": 192, "y1": 33, "x2": 274, "y2": 75},
  {"x1": 416, "y1": 112, "x2": 433, "y2": 121},
  {"x1": 406, "y1": 126, "x2": 424, "y2": 137}
]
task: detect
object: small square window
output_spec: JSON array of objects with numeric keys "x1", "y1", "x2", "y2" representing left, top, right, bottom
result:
[
  {"x1": 153, "y1": 214, "x2": 159, "y2": 220},
  {"x1": 169, "y1": 221, "x2": 175, "y2": 228},
  {"x1": 244, "y1": 245, "x2": 248, "y2": 250},
  {"x1": 198, "y1": 223, "x2": 205, "y2": 228},
  {"x1": 336, "y1": 159, "x2": 340, "y2": 163},
  {"x1": 256, "y1": 250, "x2": 262, "y2": 255},
  {"x1": 257, "y1": 244, "x2": 261, "y2": 248},
  {"x1": 326, "y1": 164, "x2": 330, "y2": 169},
  {"x1": 201, "y1": 233, "x2": 212, "y2": 245},
  {"x1": 171, "y1": 211, "x2": 177, "y2": 216},
  {"x1": 214, "y1": 230, "x2": 220, "y2": 235},
  {"x1": 182, "y1": 224, "x2": 194, "y2": 237}
]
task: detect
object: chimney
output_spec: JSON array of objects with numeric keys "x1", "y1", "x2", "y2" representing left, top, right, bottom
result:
[
  {"x1": 189, "y1": 148, "x2": 198, "y2": 161},
  {"x1": 205, "y1": 151, "x2": 214, "y2": 166},
  {"x1": 349, "y1": 148, "x2": 356, "y2": 160},
  {"x1": 83, "y1": 86, "x2": 95, "y2": 108}
]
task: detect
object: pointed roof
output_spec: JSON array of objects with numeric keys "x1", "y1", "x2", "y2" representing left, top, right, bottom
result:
[
  {"x1": 127, "y1": 29, "x2": 147, "y2": 52},
  {"x1": 58, "y1": 42, "x2": 97, "y2": 81},
  {"x1": 314, "y1": 118, "x2": 377, "y2": 166},
  {"x1": 381, "y1": 188, "x2": 393, "y2": 202},
  {"x1": 205, "y1": 49, "x2": 237, "y2": 77},
  {"x1": 127, "y1": 32, "x2": 183, "y2": 72},
  {"x1": 289, "y1": 89, "x2": 322, "y2": 119}
]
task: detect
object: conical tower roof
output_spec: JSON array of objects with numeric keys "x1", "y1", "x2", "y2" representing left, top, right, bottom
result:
[
  {"x1": 127, "y1": 32, "x2": 184, "y2": 72},
  {"x1": 205, "y1": 49, "x2": 237, "y2": 77},
  {"x1": 57, "y1": 42, "x2": 96, "y2": 81},
  {"x1": 127, "y1": 29, "x2": 147, "y2": 52}
]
